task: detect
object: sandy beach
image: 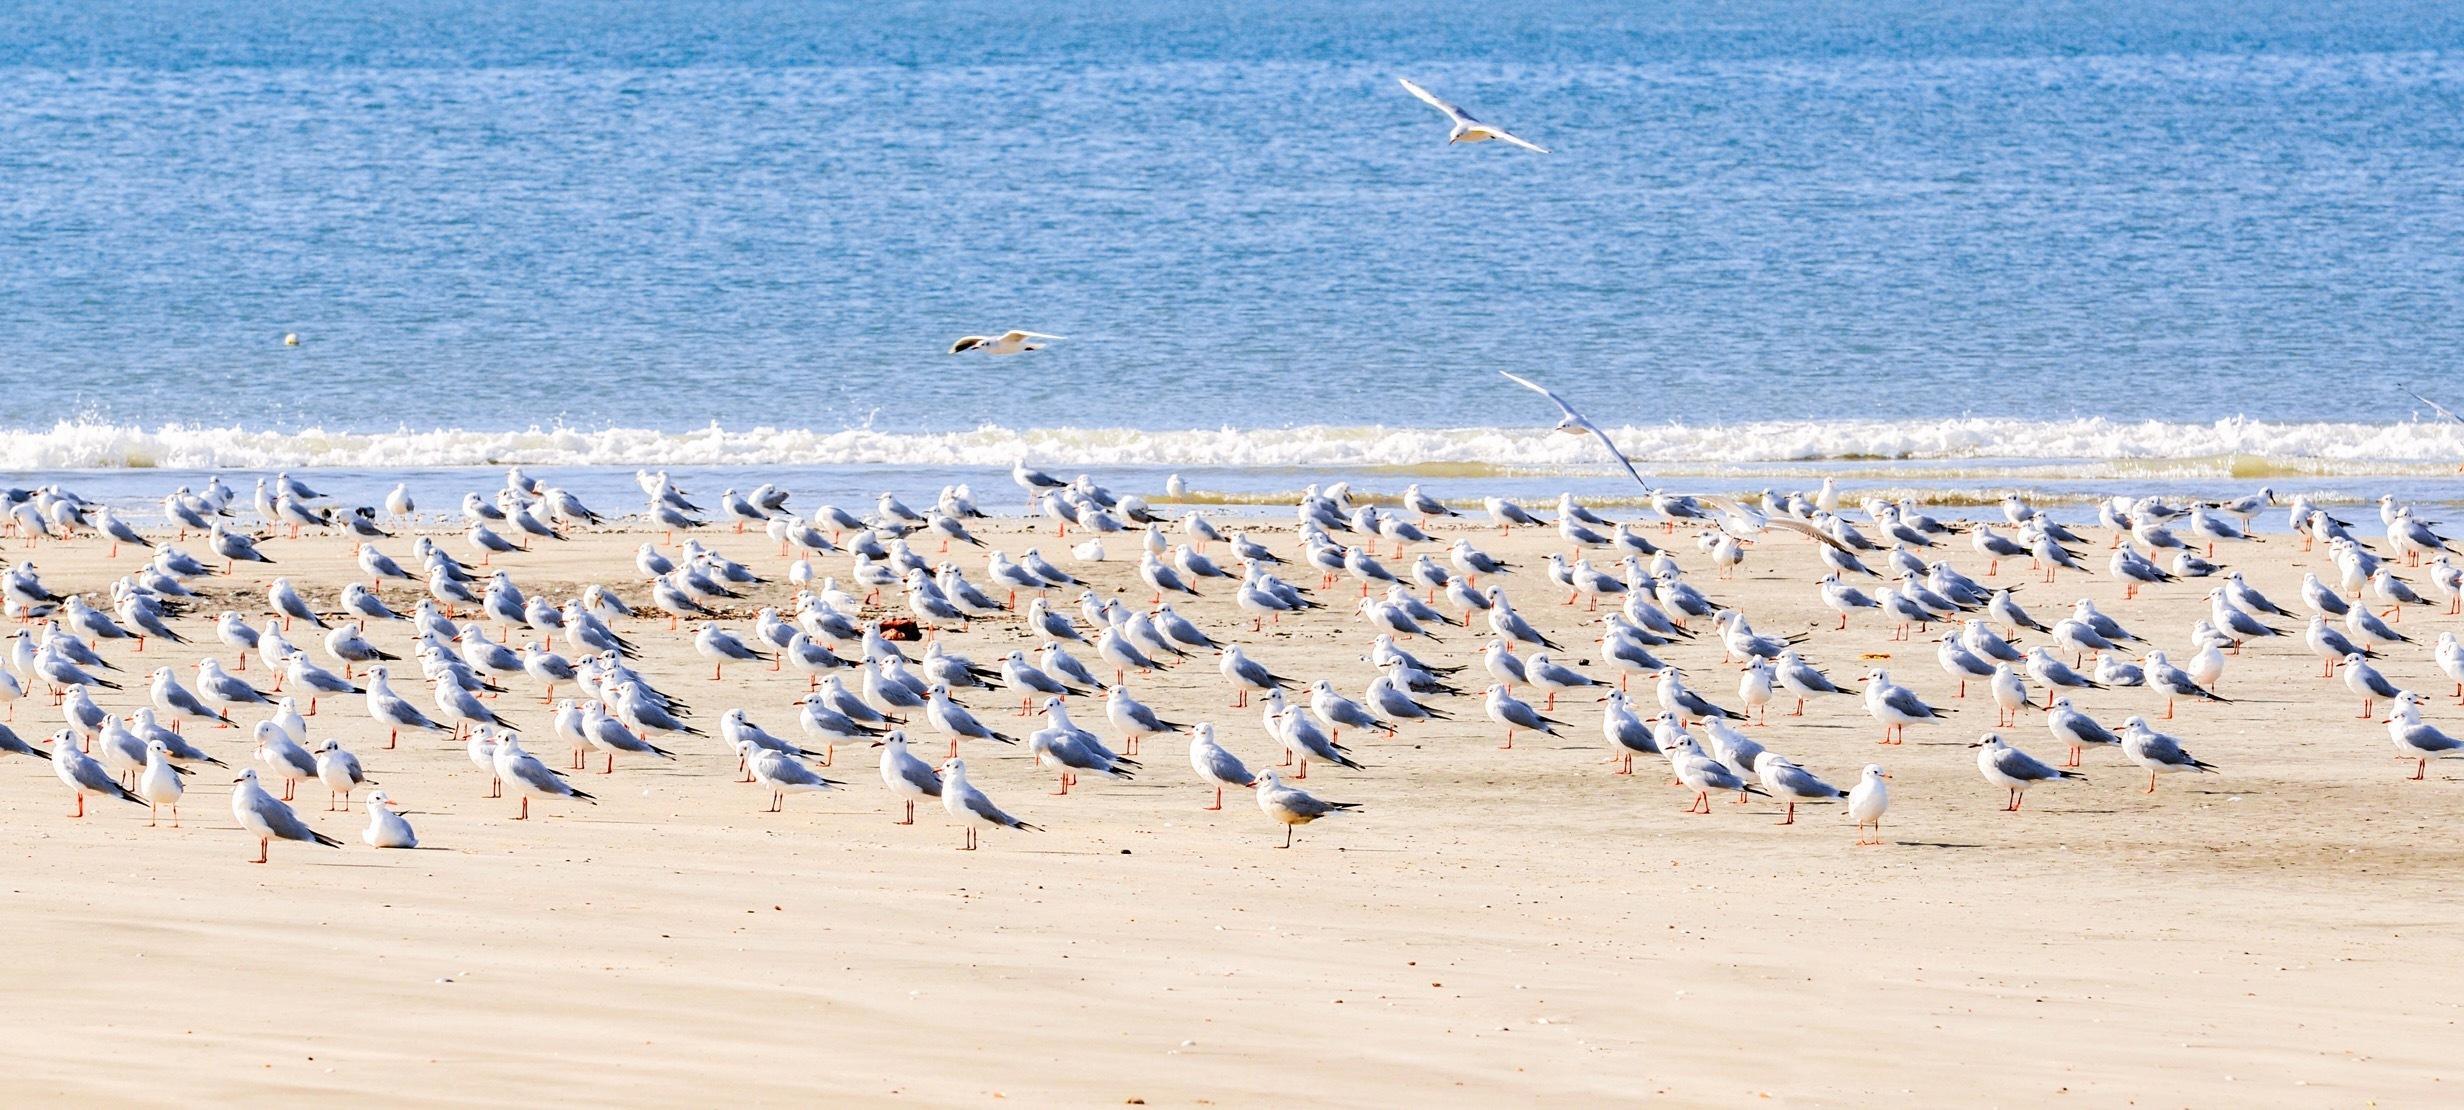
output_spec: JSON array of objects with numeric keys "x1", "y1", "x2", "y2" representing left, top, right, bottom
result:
[{"x1": 0, "y1": 508, "x2": 2453, "y2": 1106}]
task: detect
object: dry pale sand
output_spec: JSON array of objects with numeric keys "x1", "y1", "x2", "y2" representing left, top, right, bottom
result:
[{"x1": 1, "y1": 509, "x2": 2460, "y2": 1107}]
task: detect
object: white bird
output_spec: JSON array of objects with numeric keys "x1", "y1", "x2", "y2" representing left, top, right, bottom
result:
[
  {"x1": 137, "y1": 739, "x2": 186, "y2": 827},
  {"x1": 1847, "y1": 764, "x2": 1891, "y2": 845},
  {"x1": 875, "y1": 731, "x2": 943, "y2": 825},
  {"x1": 313, "y1": 739, "x2": 367, "y2": 811},
  {"x1": 360, "y1": 790, "x2": 418, "y2": 848},
  {"x1": 949, "y1": 330, "x2": 1064, "y2": 356},
  {"x1": 1397, "y1": 77, "x2": 1550, "y2": 153},
  {"x1": 1497, "y1": 371, "x2": 1641, "y2": 486}
]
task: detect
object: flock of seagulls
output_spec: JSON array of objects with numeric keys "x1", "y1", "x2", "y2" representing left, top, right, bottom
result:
[{"x1": 3, "y1": 422, "x2": 2461, "y2": 865}]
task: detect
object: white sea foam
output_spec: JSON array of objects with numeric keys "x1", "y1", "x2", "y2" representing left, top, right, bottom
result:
[{"x1": 1, "y1": 417, "x2": 2458, "y2": 476}]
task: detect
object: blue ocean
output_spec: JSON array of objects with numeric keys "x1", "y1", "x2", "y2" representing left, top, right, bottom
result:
[{"x1": 3, "y1": 0, "x2": 2460, "y2": 513}]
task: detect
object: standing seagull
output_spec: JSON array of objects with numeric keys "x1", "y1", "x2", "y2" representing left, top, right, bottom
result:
[
  {"x1": 938, "y1": 758, "x2": 1040, "y2": 849},
  {"x1": 1187, "y1": 722, "x2": 1256, "y2": 811},
  {"x1": 1847, "y1": 764, "x2": 1891, "y2": 846},
  {"x1": 54, "y1": 731, "x2": 143, "y2": 817},
  {"x1": 1972, "y1": 734, "x2": 2083, "y2": 812},
  {"x1": 1397, "y1": 78, "x2": 1550, "y2": 153},
  {"x1": 2118, "y1": 716, "x2": 2219, "y2": 794},
  {"x1": 229, "y1": 768, "x2": 342, "y2": 863},
  {"x1": 1498, "y1": 372, "x2": 1642, "y2": 487},
  {"x1": 1253, "y1": 770, "x2": 1360, "y2": 848}
]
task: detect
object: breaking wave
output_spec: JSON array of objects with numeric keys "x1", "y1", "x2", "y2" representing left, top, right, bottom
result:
[{"x1": 0, "y1": 417, "x2": 2457, "y2": 476}]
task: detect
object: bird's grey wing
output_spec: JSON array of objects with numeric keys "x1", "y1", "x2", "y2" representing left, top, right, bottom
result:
[
  {"x1": 251, "y1": 793, "x2": 323, "y2": 840},
  {"x1": 510, "y1": 757, "x2": 574, "y2": 796},
  {"x1": 1202, "y1": 745, "x2": 1254, "y2": 785},
  {"x1": 1498, "y1": 370, "x2": 1578, "y2": 421},
  {"x1": 1996, "y1": 747, "x2": 2060, "y2": 781},
  {"x1": 71, "y1": 757, "x2": 123, "y2": 793},
  {"x1": 2407, "y1": 387, "x2": 2464, "y2": 425},
  {"x1": 963, "y1": 789, "x2": 1025, "y2": 828},
  {"x1": 1398, "y1": 78, "x2": 1475, "y2": 124}
]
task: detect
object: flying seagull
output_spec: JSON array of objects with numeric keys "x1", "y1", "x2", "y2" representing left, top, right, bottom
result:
[
  {"x1": 1498, "y1": 371, "x2": 1644, "y2": 488},
  {"x1": 949, "y1": 331, "x2": 1064, "y2": 356},
  {"x1": 1398, "y1": 78, "x2": 1550, "y2": 153},
  {"x1": 2408, "y1": 387, "x2": 2464, "y2": 424}
]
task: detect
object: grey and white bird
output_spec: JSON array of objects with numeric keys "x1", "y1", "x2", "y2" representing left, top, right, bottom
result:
[
  {"x1": 938, "y1": 757, "x2": 1040, "y2": 849},
  {"x1": 1483, "y1": 683, "x2": 1565, "y2": 749},
  {"x1": 2044, "y1": 696, "x2": 2122, "y2": 767},
  {"x1": 950, "y1": 330, "x2": 1065, "y2": 356},
  {"x1": 2118, "y1": 716, "x2": 2218, "y2": 793},
  {"x1": 1862, "y1": 669, "x2": 1945, "y2": 744},
  {"x1": 229, "y1": 768, "x2": 343, "y2": 862},
  {"x1": 1757, "y1": 755, "x2": 1846, "y2": 825},
  {"x1": 2388, "y1": 692, "x2": 2464, "y2": 780},
  {"x1": 493, "y1": 733, "x2": 597, "y2": 819},
  {"x1": 54, "y1": 729, "x2": 143, "y2": 817},
  {"x1": 1972, "y1": 733, "x2": 2083, "y2": 812},
  {"x1": 1186, "y1": 722, "x2": 1256, "y2": 810},
  {"x1": 738, "y1": 740, "x2": 844, "y2": 812},
  {"x1": 313, "y1": 739, "x2": 367, "y2": 811}
]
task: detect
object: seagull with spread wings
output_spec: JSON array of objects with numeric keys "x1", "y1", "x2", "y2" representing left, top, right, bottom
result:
[
  {"x1": 1398, "y1": 79, "x2": 1550, "y2": 153},
  {"x1": 1498, "y1": 371, "x2": 1645, "y2": 488},
  {"x1": 948, "y1": 331, "x2": 1064, "y2": 356},
  {"x1": 2409, "y1": 387, "x2": 2464, "y2": 424}
]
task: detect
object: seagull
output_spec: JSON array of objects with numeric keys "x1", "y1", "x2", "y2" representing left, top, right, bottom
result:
[
  {"x1": 493, "y1": 733, "x2": 598, "y2": 819},
  {"x1": 229, "y1": 768, "x2": 342, "y2": 862},
  {"x1": 948, "y1": 331, "x2": 1064, "y2": 356},
  {"x1": 276, "y1": 726, "x2": 352, "y2": 806},
  {"x1": 1847, "y1": 764, "x2": 1892, "y2": 845},
  {"x1": 1972, "y1": 733, "x2": 2083, "y2": 812},
  {"x1": 2118, "y1": 716, "x2": 2218, "y2": 793},
  {"x1": 738, "y1": 740, "x2": 844, "y2": 812},
  {"x1": 1397, "y1": 77, "x2": 1550, "y2": 153},
  {"x1": 2044, "y1": 696, "x2": 2122, "y2": 767},
  {"x1": 1498, "y1": 372, "x2": 1641, "y2": 487},
  {"x1": 1253, "y1": 769, "x2": 1359, "y2": 848},
  {"x1": 1666, "y1": 736, "x2": 1767, "y2": 813},
  {"x1": 938, "y1": 757, "x2": 1040, "y2": 849},
  {"x1": 1187, "y1": 722, "x2": 1257, "y2": 811},
  {"x1": 54, "y1": 730, "x2": 143, "y2": 817},
  {"x1": 1483, "y1": 683, "x2": 1565, "y2": 749},
  {"x1": 2388, "y1": 692, "x2": 2464, "y2": 780},
  {"x1": 1757, "y1": 755, "x2": 1846, "y2": 826},
  {"x1": 874, "y1": 731, "x2": 943, "y2": 825},
  {"x1": 1862, "y1": 669, "x2": 1945, "y2": 744},
  {"x1": 360, "y1": 790, "x2": 419, "y2": 848}
]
